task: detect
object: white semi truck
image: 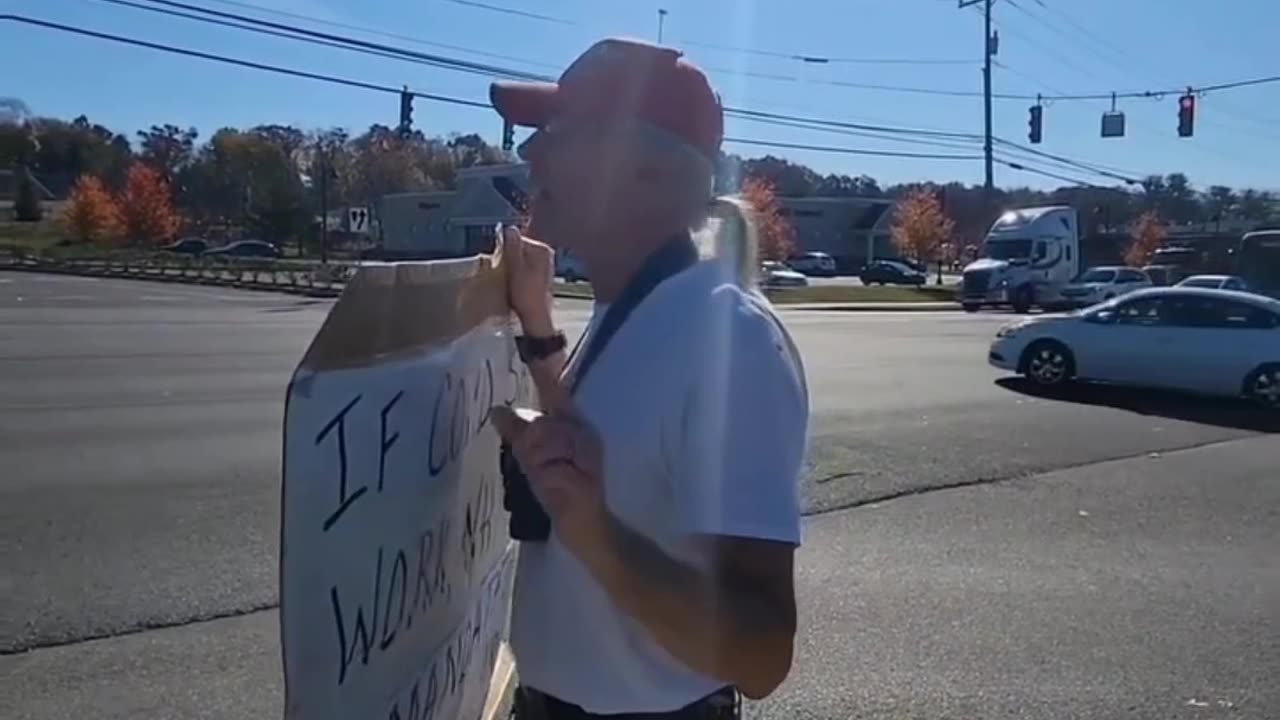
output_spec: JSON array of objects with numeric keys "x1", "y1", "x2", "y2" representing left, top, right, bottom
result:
[{"x1": 961, "y1": 205, "x2": 1081, "y2": 313}]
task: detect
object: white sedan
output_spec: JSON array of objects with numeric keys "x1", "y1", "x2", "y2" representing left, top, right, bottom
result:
[
  {"x1": 760, "y1": 261, "x2": 810, "y2": 288},
  {"x1": 988, "y1": 287, "x2": 1280, "y2": 407}
]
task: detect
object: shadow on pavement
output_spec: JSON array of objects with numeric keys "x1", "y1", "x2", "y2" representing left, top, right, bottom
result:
[{"x1": 996, "y1": 377, "x2": 1280, "y2": 433}]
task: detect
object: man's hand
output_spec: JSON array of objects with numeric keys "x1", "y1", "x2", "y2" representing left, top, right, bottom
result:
[
  {"x1": 490, "y1": 386, "x2": 607, "y2": 551},
  {"x1": 501, "y1": 225, "x2": 556, "y2": 336}
]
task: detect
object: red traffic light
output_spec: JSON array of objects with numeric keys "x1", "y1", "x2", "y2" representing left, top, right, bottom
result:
[{"x1": 1179, "y1": 95, "x2": 1195, "y2": 110}]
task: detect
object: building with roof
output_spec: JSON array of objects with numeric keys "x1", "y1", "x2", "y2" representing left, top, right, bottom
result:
[
  {"x1": 376, "y1": 164, "x2": 528, "y2": 260},
  {"x1": 375, "y1": 164, "x2": 898, "y2": 273},
  {"x1": 777, "y1": 196, "x2": 897, "y2": 273}
]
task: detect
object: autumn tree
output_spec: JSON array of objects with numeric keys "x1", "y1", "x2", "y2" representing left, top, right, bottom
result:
[
  {"x1": 740, "y1": 176, "x2": 795, "y2": 261},
  {"x1": 891, "y1": 187, "x2": 954, "y2": 270},
  {"x1": 1125, "y1": 210, "x2": 1166, "y2": 267},
  {"x1": 118, "y1": 162, "x2": 180, "y2": 245},
  {"x1": 63, "y1": 174, "x2": 123, "y2": 244}
]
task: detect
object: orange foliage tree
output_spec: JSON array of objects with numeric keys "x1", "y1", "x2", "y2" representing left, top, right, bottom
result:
[
  {"x1": 740, "y1": 176, "x2": 796, "y2": 261},
  {"x1": 1125, "y1": 210, "x2": 1166, "y2": 266},
  {"x1": 62, "y1": 174, "x2": 123, "y2": 245},
  {"x1": 118, "y1": 162, "x2": 180, "y2": 245},
  {"x1": 891, "y1": 187, "x2": 955, "y2": 267}
]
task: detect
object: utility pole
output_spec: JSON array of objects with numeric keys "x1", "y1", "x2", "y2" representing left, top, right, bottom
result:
[
  {"x1": 657, "y1": 8, "x2": 668, "y2": 44},
  {"x1": 316, "y1": 140, "x2": 328, "y2": 264},
  {"x1": 959, "y1": 0, "x2": 996, "y2": 206}
]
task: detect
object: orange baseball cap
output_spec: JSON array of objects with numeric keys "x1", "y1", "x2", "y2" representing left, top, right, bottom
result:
[{"x1": 490, "y1": 37, "x2": 724, "y2": 160}]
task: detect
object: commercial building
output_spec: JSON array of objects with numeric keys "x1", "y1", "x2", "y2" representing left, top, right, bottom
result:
[
  {"x1": 375, "y1": 164, "x2": 898, "y2": 274},
  {"x1": 777, "y1": 196, "x2": 897, "y2": 273},
  {"x1": 376, "y1": 163, "x2": 529, "y2": 260}
]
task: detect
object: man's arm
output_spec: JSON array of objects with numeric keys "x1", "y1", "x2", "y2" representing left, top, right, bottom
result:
[
  {"x1": 517, "y1": 308, "x2": 568, "y2": 411},
  {"x1": 579, "y1": 298, "x2": 807, "y2": 699},
  {"x1": 576, "y1": 519, "x2": 797, "y2": 699}
]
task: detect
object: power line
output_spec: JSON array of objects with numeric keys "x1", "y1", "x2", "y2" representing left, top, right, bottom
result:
[
  {"x1": 994, "y1": 157, "x2": 1106, "y2": 188},
  {"x1": 730, "y1": 114, "x2": 985, "y2": 152},
  {"x1": 114, "y1": 0, "x2": 553, "y2": 81},
  {"x1": 194, "y1": 0, "x2": 561, "y2": 68},
  {"x1": 93, "y1": 0, "x2": 506, "y2": 74},
  {"x1": 442, "y1": 0, "x2": 574, "y2": 25},
  {"x1": 723, "y1": 137, "x2": 983, "y2": 160},
  {"x1": 99, "y1": 0, "x2": 995, "y2": 143},
  {"x1": 1, "y1": 14, "x2": 492, "y2": 108},
  {"x1": 992, "y1": 138, "x2": 1142, "y2": 184},
  {"x1": 441, "y1": 0, "x2": 977, "y2": 66},
  {"x1": 3, "y1": 11, "x2": 1179, "y2": 186},
  {"x1": 723, "y1": 107, "x2": 981, "y2": 140},
  {"x1": 673, "y1": 38, "x2": 975, "y2": 66}
]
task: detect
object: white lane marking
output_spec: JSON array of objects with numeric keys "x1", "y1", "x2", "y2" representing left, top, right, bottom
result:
[{"x1": 49, "y1": 295, "x2": 95, "y2": 301}]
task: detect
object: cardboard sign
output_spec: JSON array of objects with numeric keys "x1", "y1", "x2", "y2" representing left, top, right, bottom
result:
[{"x1": 280, "y1": 254, "x2": 525, "y2": 720}]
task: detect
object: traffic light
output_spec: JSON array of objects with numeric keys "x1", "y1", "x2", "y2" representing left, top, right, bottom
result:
[
  {"x1": 1177, "y1": 93, "x2": 1195, "y2": 137},
  {"x1": 398, "y1": 89, "x2": 414, "y2": 136},
  {"x1": 501, "y1": 119, "x2": 514, "y2": 152},
  {"x1": 1028, "y1": 104, "x2": 1043, "y2": 144}
]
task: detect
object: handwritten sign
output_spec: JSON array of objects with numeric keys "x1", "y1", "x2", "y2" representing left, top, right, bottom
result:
[{"x1": 281, "y1": 255, "x2": 525, "y2": 720}]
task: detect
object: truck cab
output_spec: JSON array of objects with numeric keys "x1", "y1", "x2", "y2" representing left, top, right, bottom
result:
[{"x1": 961, "y1": 206, "x2": 1081, "y2": 313}]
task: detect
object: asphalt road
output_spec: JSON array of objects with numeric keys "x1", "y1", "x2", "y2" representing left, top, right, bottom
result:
[{"x1": 1, "y1": 271, "x2": 1276, "y2": 719}]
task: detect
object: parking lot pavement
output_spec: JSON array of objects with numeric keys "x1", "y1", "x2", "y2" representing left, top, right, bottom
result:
[{"x1": 2, "y1": 271, "x2": 1275, "y2": 719}]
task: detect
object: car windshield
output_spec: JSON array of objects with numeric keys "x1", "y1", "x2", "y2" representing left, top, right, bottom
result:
[
  {"x1": 1074, "y1": 269, "x2": 1116, "y2": 283},
  {"x1": 981, "y1": 239, "x2": 1032, "y2": 260}
]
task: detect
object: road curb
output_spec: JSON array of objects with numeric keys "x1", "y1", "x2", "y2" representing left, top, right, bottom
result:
[
  {"x1": 779, "y1": 302, "x2": 960, "y2": 312},
  {"x1": 3, "y1": 266, "x2": 960, "y2": 311},
  {"x1": 0, "y1": 264, "x2": 345, "y2": 299}
]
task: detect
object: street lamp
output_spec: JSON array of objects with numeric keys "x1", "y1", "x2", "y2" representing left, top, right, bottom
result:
[{"x1": 657, "y1": 9, "x2": 668, "y2": 43}]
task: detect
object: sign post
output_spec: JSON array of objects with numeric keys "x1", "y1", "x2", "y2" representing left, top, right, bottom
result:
[{"x1": 280, "y1": 254, "x2": 524, "y2": 720}]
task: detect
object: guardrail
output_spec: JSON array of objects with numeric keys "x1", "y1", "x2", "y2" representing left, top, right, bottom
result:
[{"x1": 0, "y1": 247, "x2": 358, "y2": 296}]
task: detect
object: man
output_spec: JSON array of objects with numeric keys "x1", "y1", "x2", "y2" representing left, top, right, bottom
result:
[{"x1": 488, "y1": 37, "x2": 809, "y2": 720}]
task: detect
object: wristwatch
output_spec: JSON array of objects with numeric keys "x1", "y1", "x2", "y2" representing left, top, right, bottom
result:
[{"x1": 514, "y1": 331, "x2": 567, "y2": 363}]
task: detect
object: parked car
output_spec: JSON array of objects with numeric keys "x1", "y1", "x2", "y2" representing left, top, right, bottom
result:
[
  {"x1": 1176, "y1": 274, "x2": 1250, "y2": 292},
  {"x1": 787, "y1": 251, "x2": 837, "y2": 277},
  {"x1": 1141, "y1": 264, "x2": 1181, "y2": 287},
  {"x1": 204, "y1": 239, "x2": 281, "y2": 259},
  {"x1": 1057, "y1": 266, "x2": 1151, "y2": 307},
  {"x1": 760, "y1": 261, "x2": 809, "y2": 288},
  {"x1": 160, "y1": 237, "x2": 209, "y2": 256},
  {"x1": 860, "y1": 259, "x2": 926, "y2": 286},
  {"x1": 988, "y1": 287, "x2": 1280, "y2": 407}
]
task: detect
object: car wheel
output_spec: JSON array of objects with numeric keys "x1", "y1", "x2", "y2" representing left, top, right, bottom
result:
[
  {"x1": 1243, "y1": 364, "x2": 1280, "y2": 409},
  {"x1": 1020, "y1": 340, "x2": 1075, "y2": 388},
  {"x1": 963, "y1": 302, "x2": 980, "y2": 313}
]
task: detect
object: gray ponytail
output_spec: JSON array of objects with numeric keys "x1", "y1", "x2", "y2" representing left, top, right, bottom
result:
[{"x1": 690, "y1": 195, "x2": 760, "y2": 290}]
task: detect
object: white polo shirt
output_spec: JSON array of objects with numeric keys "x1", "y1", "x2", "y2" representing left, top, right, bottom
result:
[{"x1": 509, "y1": 259, "x2": 810, "y2": 714}]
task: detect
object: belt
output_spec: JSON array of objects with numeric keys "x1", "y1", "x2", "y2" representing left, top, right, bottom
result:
[{"x1": 514, "y1": 686, "x2": 738, "y2": 720}]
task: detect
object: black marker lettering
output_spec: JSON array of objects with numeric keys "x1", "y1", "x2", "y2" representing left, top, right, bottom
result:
[
  {"x1": 316, "y1": 395, "x2": 367, "y2": 532},
  {"x1": 412, "y1": 520, "x2": 451, "y2": 617},
  {"x1": 330, "y1": 546, "x2": 379, "y2": 687},
  {"x1": 448, "y1": 375, "x2": 467, "y2": 464},
  {"x1": 473, "y1": 359, "x2": 495, "y2": 435},
  {"x1": 378, "y1": 390, "x2": 404, "y2": 492},
  {"x1": 428, "y1": 374, "x2": 451, "y2": 476},
  {"x1": 379, "y1": 548, "x2": 409, "y2": 651}
]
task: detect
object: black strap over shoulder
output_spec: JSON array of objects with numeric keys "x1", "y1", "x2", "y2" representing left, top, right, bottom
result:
[
  {"x1": 567, "y1": 234, "x2": 700, "y2": 392},
  {"x1": 503, "y1": 234, "x2": 699, "y2": 544}
]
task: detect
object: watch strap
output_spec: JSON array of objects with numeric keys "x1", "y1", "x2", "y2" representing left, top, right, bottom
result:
[{"x1": 515, "y1": 331, "x2": 567, "y2": 363}]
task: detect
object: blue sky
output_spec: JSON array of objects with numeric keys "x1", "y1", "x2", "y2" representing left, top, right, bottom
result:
[{"x1": 5, "y1": 0, "x2": 1278, "y2": 190}]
